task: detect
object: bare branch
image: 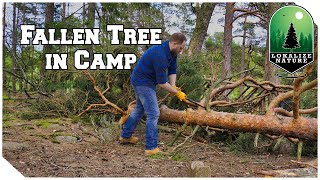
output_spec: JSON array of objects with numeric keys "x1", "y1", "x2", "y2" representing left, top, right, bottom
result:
[
  {"x1": 78, "y1": 70, "x2": 125, "y2": 116},
  {"x1": 267, "y1": 79, "x2": 318, "y2": 116},
  {"x1": 274, "y1": 107, "x2": 318, "y2": 117}
]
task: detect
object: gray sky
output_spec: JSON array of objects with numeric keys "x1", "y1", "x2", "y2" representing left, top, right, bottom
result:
[{"x1": 1, "y1": 2, "x2": 310, "y2": 49}]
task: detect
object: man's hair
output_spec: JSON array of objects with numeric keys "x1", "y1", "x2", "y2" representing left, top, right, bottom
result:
[{"x1": 169, "y1": 33, "x2": 186, "y2": 44}]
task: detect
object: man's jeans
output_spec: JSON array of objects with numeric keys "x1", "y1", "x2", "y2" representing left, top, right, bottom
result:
[{"x1": 121, "y1": 85, "x2": 160, "y2": 150}]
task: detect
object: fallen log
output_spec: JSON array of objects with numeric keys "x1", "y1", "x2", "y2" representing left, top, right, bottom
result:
[
  {"x1": 159, "y1": 106, "x2": 317, "y2": 140},
  {"x1": 80, "y1": 70, "x2": 318, "y2": 141}
]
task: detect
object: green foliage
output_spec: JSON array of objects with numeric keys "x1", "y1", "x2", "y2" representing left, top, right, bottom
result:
[{"x1": 166, "y1": 54, "x2": 207, "y2": 109}]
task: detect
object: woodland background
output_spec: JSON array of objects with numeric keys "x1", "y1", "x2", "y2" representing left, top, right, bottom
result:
[{"x1": 2, "y1": 2, "x2": 318, "y2": 159}]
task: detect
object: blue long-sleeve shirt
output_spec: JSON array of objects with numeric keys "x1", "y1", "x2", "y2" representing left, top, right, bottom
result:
[{"x1": 131, "y1": 40, "x2": 177, "y2": 90}]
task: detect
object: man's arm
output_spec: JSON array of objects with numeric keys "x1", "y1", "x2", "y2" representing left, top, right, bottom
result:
[
  {"x1": 158, "y1": 82, "x2": 187, "y2": 102},
  {"x1": 158, "y1": 82, "x2": 178, "y2": 94},
  {"x1": 168, "y1": 74, "x2": 176, "y2": 86}
]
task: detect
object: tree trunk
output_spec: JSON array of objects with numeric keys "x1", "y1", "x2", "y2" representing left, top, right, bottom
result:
[
  {"x1": 12, "y1": 3, "x2": 17, "y2": 92},
  {"x1": 3, "y1": 2, "x2": 7, "y2": 89},
  {"x1": 263, "y1": 3, "x2": 280, "y2": 83},
  {"x1": 61, "y1": 3, "x2": 67, "y2": 55},
  {"x1": 42, "y1": 3, "x2": 54, "y2": 78},
  {"x1": 82, "y1": 3, "x2": 86, "y2": 27},
  {"x1": 159, "y1": 105, "x2": 317, "y2": 140},
  {"x1": 62, "y1": 3, "x2": 66, "y2": 20},
  {"x1": 120, "y1": 78, "x2": 317, "y2": 140},
  {"x1": 222, "y1": 3, "x2": 235, "y2": 79},
  {"x1": 18, "y1": 4, "x2": 25, "y2": 91},
  {"x1": 87, "y1": 3, "x2": 95, "y2": 28},
  {"x1": 87, "y1": 3, "x2": 95, "y2": 55},
  {"x1": 240, "y1": 16, "x2": 247, "y2": 94},
  {"x1": 188, "y1": 3, "x2": 216, "y2": 56}
]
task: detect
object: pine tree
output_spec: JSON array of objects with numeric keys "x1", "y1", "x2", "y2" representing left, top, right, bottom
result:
[
  {"x1": 282, "y1": 22, "x2": 300, "y2": 52},
  {"x1": 298, "y1": 32, "x2": 305, "y2": 52}
]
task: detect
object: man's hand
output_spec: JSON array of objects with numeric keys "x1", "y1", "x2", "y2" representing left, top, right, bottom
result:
[
  {"x1": 175, "y1": 90, "x2": 187, "y2": 101},
  {"x1": 173, "y1": 86, "x2": 187, "y2": 101},
  {"x1": 173, "y1": 85, "x2": 181, "y2": 92}
]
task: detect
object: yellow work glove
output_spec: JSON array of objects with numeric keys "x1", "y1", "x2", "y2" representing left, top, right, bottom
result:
[
  {"x1": 176, "y1": 91, "x2": 187, "y2": 102},
  {"x1": 173, "y1": 86, "x2": 187, "y2": 102},
  {"x1": 173, "y1": 85, "x2": 181, "y2": 92}
]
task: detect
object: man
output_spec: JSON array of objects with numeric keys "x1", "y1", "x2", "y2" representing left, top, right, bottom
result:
[{"x1": 119, "y1": 33, "x2": 187, "y2": 155}]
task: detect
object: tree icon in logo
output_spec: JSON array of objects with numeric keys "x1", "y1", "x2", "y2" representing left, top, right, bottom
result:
[{"x1": 282, "y1": 22, "x2": 300, "y2": 52}]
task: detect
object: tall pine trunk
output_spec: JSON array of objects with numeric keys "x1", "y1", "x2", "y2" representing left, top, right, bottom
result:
[
  {"x1": 83, "y1": 3, "x2": 86, "y2": 27},
  {"x1": 87, "y1": 3, "x2": 95, "y2": 56},
  {"x1": 62, "y1": 3, "x2": 66, "y2": 19},
  {"x1": 222, "y1": 3, "x2": 235, "y2": 79},
  {"x1": 264, "y1": 3, "x2": 280, "y2": 83},
  {"x1": 240, "y1": 16, "x2": 247, "y2": 94},
  {"x1": 2, "y1": 2, "x2": 6, "y2": 90},
  {"x1": 18, "y1": 4, "x2": 24, "y2": 91},
  {"x1": 188, "y1": 3, "x2": 216, "y2": 56},
  {"x1": 12, "y1": 3, "x2": 17, "y2": 92},
  {"x1": 41, "y1": 3, "x2": 54, "y2": 78}
]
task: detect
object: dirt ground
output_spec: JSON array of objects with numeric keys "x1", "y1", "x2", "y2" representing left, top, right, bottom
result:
[{"x1": 2, "y1": 114, "x2": 317, "y2": 177}]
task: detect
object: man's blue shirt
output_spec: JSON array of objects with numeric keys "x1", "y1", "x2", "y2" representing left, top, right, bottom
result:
[{"x1": 131, "y1": 40, "x2": 177, "y2": 89}]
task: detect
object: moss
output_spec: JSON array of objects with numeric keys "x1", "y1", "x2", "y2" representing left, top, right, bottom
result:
[
  {"x1": 50, "y1": 132, "x2": 68, "y2": 137},
  {"x1": 34, "y1": 119, "x2": 60, "y2": 128},
  {"x1": 171, "y1": 152, "x2": 188, "y2": 161},
  {"x1": 21, "y1": 125, "x2": 35, "y2": 130},
  {"x1": 51, "y1": 139, "x2": 61, "y2": 144},
  {"x1": 30, "y1": 134, "x2": 49, "y2": 140},
  {"x1": 3, "y1": 121, "x2": 10, "y2": 128},
  {"x1": 50, "y1": 132, "x2": 80, "y2": 139},
  {"x1": 2, "y1": 112, "x2": 19, "y2": 121},
  {"x1": 3, "y1": 95, "x2": 10, "y2": 100},
  {"x1": 2, "y1": 118, "x2": 20, "y2": 128},
  {"x1": 148, "y1": 153, "x2": 165, "y2": 159}
]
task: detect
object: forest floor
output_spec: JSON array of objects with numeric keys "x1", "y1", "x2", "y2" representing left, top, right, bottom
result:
[{"x1": 2, "y1": 110, "x2": 317, "y2": 178}]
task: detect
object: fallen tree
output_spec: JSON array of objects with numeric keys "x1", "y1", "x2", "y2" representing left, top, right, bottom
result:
[
  {"x1": 159, "y1": 105, "x2": 317, "y2": 140},
  {"x1": 79, "y1": 66, "x2": 317, "y2": 141}
]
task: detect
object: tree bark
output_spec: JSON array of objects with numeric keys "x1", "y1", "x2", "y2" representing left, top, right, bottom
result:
[
  {"x1": 62, "y1": 3, "x2": 66, "y2": 20},
  {"x1": 12, "y1": 3, "x2": 17, "y2": 92},
  {"x1": 82, "y1": 3, "x2": 86, "y2": 27},
  {"x1": 222, "y1": 3, "x2": 235, "y2": 79},
  {"x1": 3, "y1": 2, "x2": 7, "y2": 89},
  {"x1": 87, "y1": 3, "x2": 95, "y2": 55},
  {"x1": 87, "y1": 3, "x2": 95, "y2": 28},
  {"x1": 263, "y1": 3, "x2": 280, "y2": 83},
  {"x1": 42, "y1": 3, "x2": 54, "y2": 78},
  {"x1": 159, "y1": 105, "x2": 317, "y2": 140},
  {"x1": 19, "y1": 4, "x2": 25, "y2": 91},
  {"x1": 188, "y1": 3, "x2": 216, "y2": 56},
  {"x1": 240, "y1": 16, "x2": 247, "y2": 94}
]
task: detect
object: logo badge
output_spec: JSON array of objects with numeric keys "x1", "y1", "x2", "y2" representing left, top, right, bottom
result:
[{"x1": 269, "y1": 5, "x2": 314, "y2": 74}]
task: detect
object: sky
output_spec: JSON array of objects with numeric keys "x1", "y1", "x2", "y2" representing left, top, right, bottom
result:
[{"x1": 2, "y1": 2, "x2": 263, "y2": 48}]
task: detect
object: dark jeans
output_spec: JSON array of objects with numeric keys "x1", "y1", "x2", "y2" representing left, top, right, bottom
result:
[{"x1": 121, "y1": 85, "x2": 159, "y2": 150}]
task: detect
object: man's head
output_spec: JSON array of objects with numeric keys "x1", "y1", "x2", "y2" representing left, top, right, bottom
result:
[{"x1": 169, "y1": 33, "x2": 186, "y2": 56}]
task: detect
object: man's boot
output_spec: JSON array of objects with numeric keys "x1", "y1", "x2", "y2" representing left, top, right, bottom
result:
[
  {"x1": 145, "y1": 147, "x2": 160, "y2": 155},
  {"x1": 119, "y1": 136, "x2": 139, "y2": 144}
]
